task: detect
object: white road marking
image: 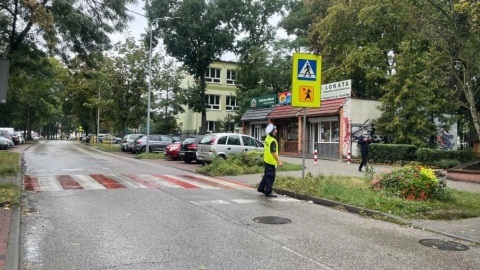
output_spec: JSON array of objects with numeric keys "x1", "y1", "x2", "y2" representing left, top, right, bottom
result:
[
  {"x1": 191, "y1": 174, "x2": 250, "y2": 189},
  {"x1": 139, "y1": 174, "x2": 184, "y2": 188},
  {"x1": 106, "y1": 174, "x2": 148, "y2": 189},
  {"x1": 72, "y1": 175, "x2": 106, "y2": 189},
  {"x1": 37, "y1": 176, "x2": 63, "y2": 191},
  {"x1": 168, "y1": 175, "x2": 220, "y2": 189},
  {"x1": 190, "y1": 200, "x2": 230, "y2": 206}
]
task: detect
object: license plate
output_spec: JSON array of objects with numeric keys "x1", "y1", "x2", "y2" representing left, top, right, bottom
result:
[
  {"x1": 197, "y1": 156, "x2": 203, "y2": 160},
  {"x1": 179, "y1": 153, "x2": 184, "y2": 157}
]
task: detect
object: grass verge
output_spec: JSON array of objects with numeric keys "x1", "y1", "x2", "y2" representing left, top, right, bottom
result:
[
  {"x1": 274, "y1": 174, "x2": 480, "y2": 220},
  {"x1": 136, "y1": 152, "x2": 165, "y2": 159},
  {"x1": 93, "y1": 143, "x2": 122, "y2": 152},
  {"x1": 0, "y1": 151, "x2": 21, "y2": 207}
]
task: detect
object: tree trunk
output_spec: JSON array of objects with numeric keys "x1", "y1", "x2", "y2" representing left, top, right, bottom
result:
[{"x1": 464, "y1": 70, "x2": 480, "y2": 141}]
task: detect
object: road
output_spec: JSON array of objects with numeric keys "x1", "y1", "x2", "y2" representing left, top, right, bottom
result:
[{"x1": 20, "y1": 141, "x2": 480, "y2": 270}]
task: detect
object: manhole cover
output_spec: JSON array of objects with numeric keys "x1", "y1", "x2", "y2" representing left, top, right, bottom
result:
[
  {"x1": 253, "y1": 216, "x2": 291, "y2": 224},
  {"x1": 418, "y1": 239, "x2": 470, "y2": 251}
]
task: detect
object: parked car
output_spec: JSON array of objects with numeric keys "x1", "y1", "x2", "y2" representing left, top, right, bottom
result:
[
  {"x1": 0, "y1": 137, "x2": 10, "y2": 150},
  {"x1": 102, "y1": 134, "x2": 122, "y2": 144},
  {"x1": 0, "y1": 130, "x2": 14, "y2": 148},
  {"x1": 121, "y1": 134, "x2": 144, "y2": 152},
  {"x1": 164, "y1": 141, "x2": 182, "y2": 160},
  {"x1": 196, "y1": 133, "x2": 264, "y2": 164},
  {"x1": 14, "y1": 132, "x2": 24, "y2": 144},
  {"x1": 132, "y1": 134, "x2": 177, "y2": 153},
  {"x1": 179, "y1": 135, "x2": 205, "y2": 163}
]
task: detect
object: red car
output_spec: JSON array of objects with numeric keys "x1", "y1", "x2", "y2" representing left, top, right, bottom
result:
[{"x1": 164, "y1": 141, "x2": 181, "y2": 160}]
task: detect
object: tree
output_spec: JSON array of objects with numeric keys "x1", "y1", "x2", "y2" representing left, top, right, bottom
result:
[
  {"x1": 145, "y1": 0, "x2": 242, "y2": 134},
  {"x1": 406, "y1": 0, "x2": 480, "y2": 140},
  {"x1": 1, "y1": 0, "x2": 136, "y2": 60},
  {"x1": 374, "y1": 40, "x2": 458, "y2": 147}
]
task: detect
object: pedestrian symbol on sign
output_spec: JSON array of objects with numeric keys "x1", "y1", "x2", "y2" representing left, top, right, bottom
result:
[{"x1": 297, "y1": 60, "x2": 316, "y2": 81}]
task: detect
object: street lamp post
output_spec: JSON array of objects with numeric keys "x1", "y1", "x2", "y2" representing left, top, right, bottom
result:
[{"x1": 146, "y1": 17, "x2": 179, "y2": 153}]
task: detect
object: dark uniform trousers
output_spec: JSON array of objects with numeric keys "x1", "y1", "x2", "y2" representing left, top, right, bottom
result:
[{"x1": 258, "y1": 163, "x2": 276, "y2": 195}]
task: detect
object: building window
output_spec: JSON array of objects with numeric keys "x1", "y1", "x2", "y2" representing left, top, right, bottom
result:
[
  {"x1": 226, "y1": 69, "x2": 236, "y2": 85},
  {"x1": 226, "y1": 96, "x2": 238, "y2": 111},
  {"x1": 207, "y1": 121, "x2": 217, "y2": 132},
  {"x1": 205, "y1": 94, "x2": 220, "y2": 110},
  {"x1": 205, "y1": 68, "x2": 221, "y2": 83}
]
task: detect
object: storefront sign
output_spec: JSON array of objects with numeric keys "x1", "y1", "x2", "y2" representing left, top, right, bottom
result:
[
  {"x1": 321, "y1": 79, "x2": 351, "y2": 100},
  {"x1": 278, "y1": 92, "x2": 291, "y2": 105},
  {"x1": 250, "y1": 95, "x2": 277, "y2": 108}
]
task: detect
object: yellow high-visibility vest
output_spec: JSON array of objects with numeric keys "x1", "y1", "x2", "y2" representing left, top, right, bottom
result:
[{"x1": 263, "y1": 135, "x2": 278, "y2": 166}]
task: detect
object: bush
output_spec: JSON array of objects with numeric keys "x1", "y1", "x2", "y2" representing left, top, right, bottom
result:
[
  {"x1": 432, "y1": 159, "x2": 461, "y2": 169},
  {"x1": 371, "y1": 165, "x2": 451, "y2": 201},
  {"x1": 369, "y1": 144, "x2": 417, "y2": 164},
  {"x1": 416, "y1": 148, "x2": 478, "y2": 165}
]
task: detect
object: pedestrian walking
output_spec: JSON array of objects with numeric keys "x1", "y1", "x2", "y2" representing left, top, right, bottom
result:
[
  {"x1": 358, "y1": 133, "x2": 371, "y2": 172},
  {"x1": 258, "y1": 124, "x2": 283, "y2": 197}
]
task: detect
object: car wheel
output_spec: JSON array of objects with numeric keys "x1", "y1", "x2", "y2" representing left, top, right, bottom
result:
[
  {"x1": 140, "y1": 146, "x2": 146, "y2": 153},
  {"x1": 121, "y1": 148, "x2": 126, "y2": 152}
]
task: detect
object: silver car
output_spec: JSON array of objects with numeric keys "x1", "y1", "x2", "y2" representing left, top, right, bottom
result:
[{"x1": 196, "y1": 133, "x2": 264, "y2": 163}]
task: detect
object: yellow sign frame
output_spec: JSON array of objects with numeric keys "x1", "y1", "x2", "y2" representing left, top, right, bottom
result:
[{"x1": 291, "y1": 53, "x2": 322, "y2": 108}]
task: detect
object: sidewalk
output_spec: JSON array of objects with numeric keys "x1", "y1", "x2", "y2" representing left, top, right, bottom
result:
[{"x1": 225, "y1": 155, "x2": 480, "y2": 244}]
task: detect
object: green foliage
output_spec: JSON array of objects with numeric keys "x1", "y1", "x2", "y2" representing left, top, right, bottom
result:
[
  {"x1": 432, "y1": 159, "x2": 461, "y2": 169},
  {"x1": 196, "y1": 151, "x2": 264, "y2": 176},
  {"x1": 372, "y1": 165, "x2": 451, "y2": 201},
  {"x1": 416, "y1": 148, "x2": 478, "y2": 165},
  {"x1": 195, "y1": 151, "x2": 303, "y2": 176},
  {"x1": 369, "y1": 144, "x2": 417, "y2": 164}
]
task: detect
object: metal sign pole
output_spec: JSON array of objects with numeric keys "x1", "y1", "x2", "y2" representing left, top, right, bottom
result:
[{"x1": 302, "y1": 107, "x2": 306, "y2": 180}]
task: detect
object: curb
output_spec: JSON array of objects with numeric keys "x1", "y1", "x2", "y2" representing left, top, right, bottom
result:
[
  {"x1": 5, "y1": 144, "x2": 33, "y2": 270},
  {"x1": 274, "y1": 188, "x2": 480, "y2": 245}
]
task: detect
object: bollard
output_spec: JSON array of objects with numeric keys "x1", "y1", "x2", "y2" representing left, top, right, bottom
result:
[
  {"x1": 314, "y1": 149, "x2": 317, "y2": 165},
  {"x1": 347, "y1": 150, "x2": 351, "y2": 165}
]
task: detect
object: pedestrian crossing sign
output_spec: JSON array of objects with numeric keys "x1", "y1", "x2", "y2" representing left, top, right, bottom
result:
[
  {"x1": 292, "y1": 53, "x2": 322, "y2": 108},
  {"x1": 297, "y1": 60, "x2": 317, "y2": 81}
]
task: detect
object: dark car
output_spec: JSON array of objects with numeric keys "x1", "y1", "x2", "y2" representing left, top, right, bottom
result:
[
  {"x1": 132, "y1": 134, "x2": 176, "y2": 153},
  {"x1": 179, "y1": 135, "x2": 205, "y2": 163},
  {"x1": 121, "y1": 134, "x2": 144, "y2": 152}
]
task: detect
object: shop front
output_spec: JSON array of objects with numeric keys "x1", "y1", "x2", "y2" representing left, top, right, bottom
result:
[
  {"x1": 241, "y1": 107, "x2": 273, "y2": 141},
  {"x1": 268, "y1": 105, "x2": 302, "y2": 154},
  {"x1": 305, "y1": 98, "x2": 347, "y2": 159}
]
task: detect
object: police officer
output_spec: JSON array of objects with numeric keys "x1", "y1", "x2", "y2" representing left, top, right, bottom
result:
[{"x1": 257, "y1": 124, "x2": 283, "y2": 197}]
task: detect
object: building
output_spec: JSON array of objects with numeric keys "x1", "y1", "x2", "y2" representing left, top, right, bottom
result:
[
  {"x1": 241, "y1": 80, "x2": 384, "y2": 159},
  {"x1": 177, "y1": 60, "x2": 239, "y2": 133}
]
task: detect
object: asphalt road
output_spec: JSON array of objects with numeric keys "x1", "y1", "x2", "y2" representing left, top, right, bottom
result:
[{"x1": 19, "y1": 141, "x2": 480, "y2": 270}]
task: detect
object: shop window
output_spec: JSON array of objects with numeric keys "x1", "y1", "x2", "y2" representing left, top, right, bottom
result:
[{"x1": 286, "y1": 122, "x2": 298, "y2": 141}]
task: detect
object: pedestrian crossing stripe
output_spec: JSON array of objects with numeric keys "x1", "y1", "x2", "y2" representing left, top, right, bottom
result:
[
  {"x1": 22, "y1": 174, "x2": 252, "y2": 192},
  {"x1": 297, "y1": 59, "x2": 317, "y2": 81}
]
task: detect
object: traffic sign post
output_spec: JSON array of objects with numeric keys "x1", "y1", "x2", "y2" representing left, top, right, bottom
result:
[{"x1": 291, "y1": 53, "x2": 322, "y2": 180}]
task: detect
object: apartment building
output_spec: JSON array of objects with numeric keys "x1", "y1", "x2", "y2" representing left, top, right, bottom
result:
[{"x1": 177, "y1": 60, "x2": 239, "y2": 133}]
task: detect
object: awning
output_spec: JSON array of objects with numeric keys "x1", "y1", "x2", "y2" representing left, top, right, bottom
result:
[
  {"x1": 241, "y1": 108, "x2": 273, "y2": 121},
  {"x1": 268, "y1": 105, "x2": 302, "y2": 119},
  {"x1": 305, "y1": 98, "x2": 347, "y2": 116}
]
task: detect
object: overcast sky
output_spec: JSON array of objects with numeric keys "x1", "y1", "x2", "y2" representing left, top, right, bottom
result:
[{"x1": 109, "y1": 1, "x2": 289, "y2": 62}]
